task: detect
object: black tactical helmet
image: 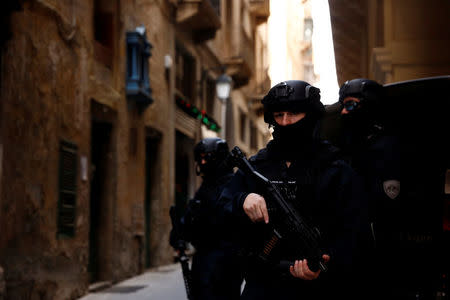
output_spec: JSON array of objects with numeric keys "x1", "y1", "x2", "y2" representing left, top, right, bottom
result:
[
  {"x1": 338, "y1": 78, "x2": 384, "y2": 106},
  {"x1": 193, "y1": 137, "x2": 229, "y2": 164},
  {"x1": 261, "y1": 80, "x2": 325, "y2": 125},
  {"x1": 194, "y1": 137, "x2": 230, "y2": 176}
]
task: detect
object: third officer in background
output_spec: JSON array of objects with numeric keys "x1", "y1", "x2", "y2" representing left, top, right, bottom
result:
[{"x1": 338, "y1": 78, "x2": 410, "y2": 298}]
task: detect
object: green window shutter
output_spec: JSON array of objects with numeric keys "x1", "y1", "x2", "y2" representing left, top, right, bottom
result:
[{"x1": 57, "y1": 140, "x2": 78, "y2": 238}]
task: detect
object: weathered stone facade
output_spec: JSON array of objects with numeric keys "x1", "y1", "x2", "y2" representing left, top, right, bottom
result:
[
  {"x1": 328, "y1": 0, "x2": 450, "y2": 84},
  {"x1": 0, "y1": 266, "x2": 4, "y2": 300},
  {"x1": 0, "y1": 0, "x2": 270, "y2": 299}
]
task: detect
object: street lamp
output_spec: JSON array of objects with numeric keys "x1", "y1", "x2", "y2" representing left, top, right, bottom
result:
[{"x1": 215, "y1": 73, "x2": 232, "y2": 139}]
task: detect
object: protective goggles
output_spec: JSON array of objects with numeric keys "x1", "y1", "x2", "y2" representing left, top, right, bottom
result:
[{"x1": 342, "y1": 100, "x2": 360, "y2": 112}]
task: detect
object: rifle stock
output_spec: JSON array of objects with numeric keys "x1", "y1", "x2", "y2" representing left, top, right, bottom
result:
[{"x1": 230, "y1": 146, "x2": 327, "y2": 272}]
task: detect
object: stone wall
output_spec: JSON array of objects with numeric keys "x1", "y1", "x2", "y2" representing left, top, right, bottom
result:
[
  {"x1": 0, "y1": 266, "x2": 4, "y2": 300},
  {"x1": 0, "y1": 0, "x2": 269, "y2": 298},
  {"x1": 0, "y1": 0, "x2": 175, "y2": 298},
  {"x1": 0, "y1": 1, "x2": 92, "y2": 298}
]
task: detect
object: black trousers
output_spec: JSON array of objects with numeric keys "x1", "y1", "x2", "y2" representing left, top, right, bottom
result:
[
  {"x1": 191, "y1": 248, "x2": 243, "y2": 300},
  {"x1": 240, "y1": 275, "x2": 321, "y2": 300}
]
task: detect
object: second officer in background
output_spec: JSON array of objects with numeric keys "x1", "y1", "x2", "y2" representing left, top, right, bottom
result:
[{"x1": 182, "y1": 137, "x2": 243, "y2": 300}]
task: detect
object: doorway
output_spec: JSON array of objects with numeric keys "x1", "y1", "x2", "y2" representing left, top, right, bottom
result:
[
  {"x1": 144, "y1": 128, "x2": 161, "y2": 268},
  {"x1": 88, "y1": 121, "x2": 113, "y2": 283}
]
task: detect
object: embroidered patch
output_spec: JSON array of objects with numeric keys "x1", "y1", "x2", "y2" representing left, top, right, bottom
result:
[{"x1": 383, "y1": 180, "x2": 400, "y2": 199}]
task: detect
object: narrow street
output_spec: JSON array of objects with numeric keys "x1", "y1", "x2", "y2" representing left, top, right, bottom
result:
[
  {"x1": 1, "y1": 1, "x2": 449, "y2": 299},
  {"x1": 78, "y1": 264, "x2": 188, "y2": 300}
]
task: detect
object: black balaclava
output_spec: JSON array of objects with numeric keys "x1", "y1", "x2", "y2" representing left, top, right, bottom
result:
[
  {"x1": 338, "y1": 78, "x2": 384, "y2": 147},
  {"x1": 262, "y1": 80, "x2": 325, "y2": 160},
  {"x1": 271, "y1": 114, "x2": 317, "y2": 146}
]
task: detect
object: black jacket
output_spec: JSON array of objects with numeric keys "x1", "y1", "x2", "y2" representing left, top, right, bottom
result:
[
  {"x1": 183, "y1": 169, "x2": 235, "y2": 250},
  {"x1": 218, "y1": 139, "x2": 370, "y2": 294}
]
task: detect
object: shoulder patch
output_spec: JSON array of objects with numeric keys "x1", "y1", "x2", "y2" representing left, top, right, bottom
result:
[{"x1": 383, "y1": 180, "x2": 400, "y2": 199}]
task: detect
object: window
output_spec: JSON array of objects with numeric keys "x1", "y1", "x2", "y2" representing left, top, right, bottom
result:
[
  {"x1": 303, "y1": 18, "x2": 313, "y2": 41},
  {"x1": 57, "y1": 141, "x2": 78, "y2": 238},
  {"x1": 175, "y1": 45, "x2": 196, "y2": 102},
  {"x1": 93, "y1": 0, "x2": 115, "y2": 68},
  {"x1": 304, "y1": 63, "x2": 315, "y2": 83},
  {"x1": 210, "y1": 0, "x2": 221, "y2": 16},
  {"x1": 205, "y1": 76, "x2": 216, "y2": 117}
]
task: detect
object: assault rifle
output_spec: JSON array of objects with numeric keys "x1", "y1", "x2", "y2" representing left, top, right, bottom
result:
[
  {"x1": 230, "y1": 146, "x2": 328, "y2": 272},
  {"x1": 169, "y1": 205, "x2": 194, "y2": 299}
]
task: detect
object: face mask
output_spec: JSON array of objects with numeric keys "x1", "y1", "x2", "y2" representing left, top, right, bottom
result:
[
  {"x1": 197, "y1": 162, "x2": 214, "y2": 176},
  {"x1": 341, "y1": 103, "x2": 375, "y2": 136},
  {"x1": 340, "y1": 106, "x2": 381, "y2": 150},
  {"x1": 269, "y1": 115, "x2": 318, "y2": 160},
  {"x1": 272, "y1": 115, "x2": 316, "y2": 142}
]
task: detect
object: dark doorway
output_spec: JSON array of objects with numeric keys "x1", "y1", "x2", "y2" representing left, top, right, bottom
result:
[
  {"x1": 89, "y1": 121, "x2": 112, "y2": 283},
  {"x1": 144, "y1": 129, "x2": 161, "y2": 268}
]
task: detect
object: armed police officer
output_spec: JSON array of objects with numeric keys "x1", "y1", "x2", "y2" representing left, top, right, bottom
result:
[
  {"x1": 338, "y1": 79, "x2": 437, "y2": 299},
  {"x1": 218, "y1": 80, "x2": 370, "y2": 299},
  {"x1": 170, "y1": 137, "x2": 243, "y2": 300}
]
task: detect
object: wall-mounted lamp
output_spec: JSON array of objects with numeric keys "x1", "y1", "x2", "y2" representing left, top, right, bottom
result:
[
  {"x1": 196, "y1": 68, "x2": 233, "y2": 138},
  {"x1": 215, "y1": 73, "x2": 233, "y2": 102},
  {"x1": 164, "y1": 54, "x2": 173, "y2": 70},
  {"x1": 215, "y1": 72, "x2": 233, "y2": 139}
]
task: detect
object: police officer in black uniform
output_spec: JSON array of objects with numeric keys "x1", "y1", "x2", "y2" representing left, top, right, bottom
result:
[
  {"x1": 338, "y1": 78, "x2": 404, "y2": 298},
  {"x1": 174, "y1": 137, "x2": 243, "y2": 300},
  {"x1": 338, "y1": 78, "x2": 443, "y2": 299},
  {"x1": 218, "y1": 80, "x2": 370, "y2": 299}
]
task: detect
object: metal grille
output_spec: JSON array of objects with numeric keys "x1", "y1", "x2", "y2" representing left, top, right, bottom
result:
[{"x1": 57, "y1": 141, "x2": 78, "y2": 237}]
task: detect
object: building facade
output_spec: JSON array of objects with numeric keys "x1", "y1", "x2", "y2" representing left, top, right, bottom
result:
[
  {"x1": 328, "y1": 0, "x2": 450, "y2": 85},
  {"x1": 0, "y1": 0, "x2": 270, "y2": 299},
  {"x1": 268, "y1": 0, "x2": 316, "y2": 85}
]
